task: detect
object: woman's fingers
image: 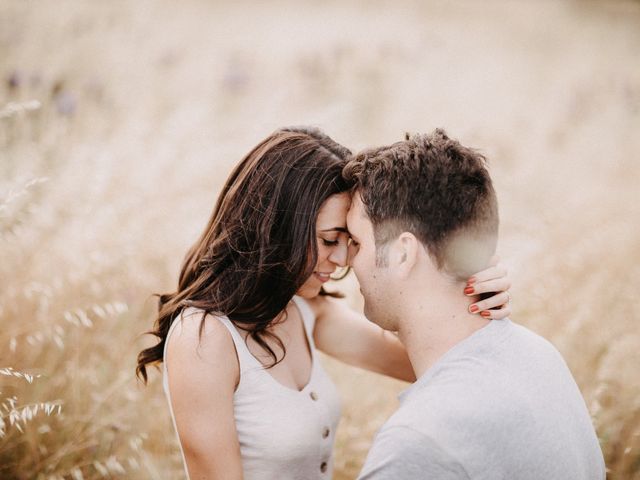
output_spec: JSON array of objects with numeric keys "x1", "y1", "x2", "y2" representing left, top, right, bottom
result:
[
  {"x1": 468, "y1": 291, "x2": 510, "y2": 314},
  {"x1": 466, "y1": 263, "x2": 507, "y2": 285},
  {"x1": 464, "y1": 277, "x2": 511, "y2": 296},
  {"x1": 480, "y1": 303, "x2": 511, "y2": 320},
  {"x1": 464, "y1": 259, "x2": 512, "y2": 320}
]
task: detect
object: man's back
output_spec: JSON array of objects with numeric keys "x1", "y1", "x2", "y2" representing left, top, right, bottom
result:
[{"x1": 358, "y1": 320, "x2": 605, "y2": 480}]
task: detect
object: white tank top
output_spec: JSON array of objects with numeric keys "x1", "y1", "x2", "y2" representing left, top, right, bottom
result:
[{"x1": 163, "y1": 296, "x2": 342, "y2": 480}]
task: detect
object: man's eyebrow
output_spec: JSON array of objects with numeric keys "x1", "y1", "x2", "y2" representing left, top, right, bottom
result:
[{"x1": 319, "y1": 227, "x2": 349, "y2": 233}]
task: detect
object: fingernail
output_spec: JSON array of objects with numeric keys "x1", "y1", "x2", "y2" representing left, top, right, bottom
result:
[
  {"x1": 464, "y1": 286, "x2": 475, "y2": 295},
  {"x1": 467, "y1": 276, "x2": 476, "y2": 285},
  {"x1": 481, "y1": 311, "x2": 491, "y2": 318},
  {"x1": 469, "y1": 305, "x2": 479, "y2": 313}
]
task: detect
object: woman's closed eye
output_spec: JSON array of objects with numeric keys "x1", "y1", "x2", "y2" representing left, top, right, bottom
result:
[{"x1": 322, "y1": 238, "x2": 340, "y2": 247}]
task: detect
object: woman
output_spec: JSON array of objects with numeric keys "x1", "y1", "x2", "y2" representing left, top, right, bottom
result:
[{"x1": 136, "y1": 127, "x2": 511, "y2": 479}]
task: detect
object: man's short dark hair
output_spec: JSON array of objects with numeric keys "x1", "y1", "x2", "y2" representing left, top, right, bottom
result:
[{"x1": 343, "y1": 128, "x2": 498, "y2": 275}]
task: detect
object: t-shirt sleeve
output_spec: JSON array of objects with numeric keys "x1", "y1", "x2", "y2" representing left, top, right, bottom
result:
[{"x1": 357, "y1": 425, "x2": 470, "y2": 480}]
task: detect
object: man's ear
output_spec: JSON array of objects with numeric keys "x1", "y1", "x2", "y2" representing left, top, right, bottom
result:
[{"x1": 390, "y1": 232, "x2": 419, "y2": 278}]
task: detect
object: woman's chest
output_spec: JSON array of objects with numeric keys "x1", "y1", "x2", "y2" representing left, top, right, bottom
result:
[
  {"x1": 244, "y1": 313, "x2": 314, "y2": 391},
  {"x1": 233, "y1": 365, "x2": 342, "y2": 457}
]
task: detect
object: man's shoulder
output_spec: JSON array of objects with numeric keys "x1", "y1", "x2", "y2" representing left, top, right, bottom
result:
[
  {"x1": 370, "y1": 320, "x2": 604, "y2": 479},
  {"x1": 500, "y1": 320, "x2": 577, "y2": 386},
  {"x1": 485, "y1": 318, "x2": 563, "y2": 357},
  {"x1": 358, "y1": 424, "x2": 471, "y2": 480},
  {"x1": 384, "y1": 321, "x2": 580, "y2": 438},
  {"x1": 506, "y1": 320, "x2": 563, "y2": 355},
  {"x1": 386, "y1": 382, "x2": 502, "y2": 442},
  {"x1": 460, "y1": 319, "x2": 571, "y2": 381}
]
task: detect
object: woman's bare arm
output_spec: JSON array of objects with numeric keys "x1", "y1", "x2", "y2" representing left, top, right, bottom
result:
[
  {"x1": 165, "y1": 312, "x2": 244, "y2": 480},
  {"x1": 310, "y1": 296, "x2": 416, "y2": 382}
]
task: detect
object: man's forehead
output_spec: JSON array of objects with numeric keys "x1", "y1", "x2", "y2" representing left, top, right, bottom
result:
[
  {"x1": 346, "y1": 196, "x2": 360, "y2": 224},
  {"x1": 348, "y1": 193, "x2": 367, "y2": 217},
  {"x1": 346, "y1": 195, "x2": 371, "y2": 235}
]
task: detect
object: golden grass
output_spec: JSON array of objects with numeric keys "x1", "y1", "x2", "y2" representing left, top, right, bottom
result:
[{"x1": 1, "y1": 1, "x2": 639, "y2": 478}]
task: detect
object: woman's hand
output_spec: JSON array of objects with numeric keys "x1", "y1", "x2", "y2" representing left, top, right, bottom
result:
[{"x1": 464, "y1": 259, "x2": 511, "y2": 320}]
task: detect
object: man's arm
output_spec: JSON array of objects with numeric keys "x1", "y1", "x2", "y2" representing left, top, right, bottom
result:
[{"x1": 358, "y1": 426, "x2": 470, "y2": 480}]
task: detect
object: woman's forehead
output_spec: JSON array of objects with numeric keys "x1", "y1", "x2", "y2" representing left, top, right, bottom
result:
[{"x1": 316, "y1": 193, "x2": 351, "y2": 229}]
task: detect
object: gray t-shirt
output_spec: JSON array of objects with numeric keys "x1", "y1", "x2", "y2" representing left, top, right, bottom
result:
[{"x1": 358, "y1": 319, "x2": 605, "y2": 480}]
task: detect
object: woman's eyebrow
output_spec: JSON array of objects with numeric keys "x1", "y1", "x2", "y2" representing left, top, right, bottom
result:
[{"x1": 319, "y1": 227, "x2": 349, "y2": 233}]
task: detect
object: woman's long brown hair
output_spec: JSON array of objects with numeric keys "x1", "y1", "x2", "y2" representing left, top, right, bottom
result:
[{"x1": 136, "y1": 127, "x2": 352, "y2": 382}]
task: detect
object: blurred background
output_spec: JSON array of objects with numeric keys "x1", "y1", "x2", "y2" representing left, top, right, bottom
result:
[{"x1": 1, "y1": 0, "x2": 639, "y2": 478}]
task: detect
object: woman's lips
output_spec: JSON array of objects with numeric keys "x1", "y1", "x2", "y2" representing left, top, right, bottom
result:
[{"x1": 314, "y1": 272, "x2": 331, "y2": 283}]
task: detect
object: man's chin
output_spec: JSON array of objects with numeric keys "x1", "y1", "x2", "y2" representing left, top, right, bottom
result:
[
  {"x1": 363, "y1": 305, "x2": 380, "y2": 325},
  {"x1": 365, "y1": 305, "x2": 395, "y2": 331}
]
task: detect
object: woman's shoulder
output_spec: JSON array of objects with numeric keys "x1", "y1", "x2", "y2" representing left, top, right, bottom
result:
[
  {"x1": 165, "y1": 307, "x2": 239, "y2": 381},
  {"x1": 300, "y1": 295, "x2": 341, "y2": 323},
  {"x1": 169, "y1": 307, "x2": 231, "y2": 342},
  {"x1": 163, "y1": 307, "x2": 240, "y2": 423}
]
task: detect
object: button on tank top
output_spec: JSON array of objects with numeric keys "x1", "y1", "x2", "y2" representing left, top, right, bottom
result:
[{"x1": 163, "y1": 296, "x2": 342, "y2": 480}]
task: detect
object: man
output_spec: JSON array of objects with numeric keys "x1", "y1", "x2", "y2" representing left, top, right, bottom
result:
[{"x1": 343, "y1": 129, "x2": 605, "y2": 479}]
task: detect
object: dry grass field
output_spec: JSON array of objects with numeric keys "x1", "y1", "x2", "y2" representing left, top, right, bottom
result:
[{"x1": 1, "y1": 1, "x2": 639, "y2": 478}]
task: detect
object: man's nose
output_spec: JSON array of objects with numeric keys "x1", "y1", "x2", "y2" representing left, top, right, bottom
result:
[{"x1": 346, "y1": 243, "x2": 358, "y2": 266}]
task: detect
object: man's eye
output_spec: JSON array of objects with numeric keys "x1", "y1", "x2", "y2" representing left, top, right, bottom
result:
[{"x1": 322, "y1": 239, "x2": 339, "y2": 246}]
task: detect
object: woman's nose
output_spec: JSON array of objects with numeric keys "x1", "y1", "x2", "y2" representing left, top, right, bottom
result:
[{"x1": 328, "y1": 243, "x2": 348, "y2": 267}]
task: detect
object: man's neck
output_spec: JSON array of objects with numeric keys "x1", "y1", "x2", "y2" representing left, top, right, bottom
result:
[{"x1": 397, "y1": 285, "x2": 490, "y2": 380}]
